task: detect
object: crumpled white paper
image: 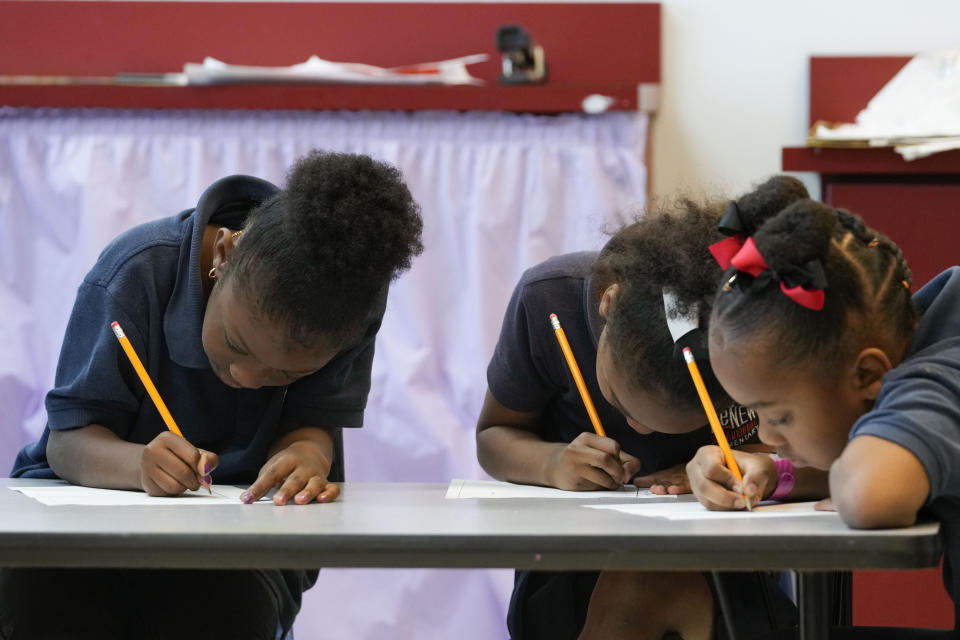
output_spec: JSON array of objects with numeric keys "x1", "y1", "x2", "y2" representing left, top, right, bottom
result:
[{"x1": 181, "y1": 53, "x2": 488, "y2": 86}]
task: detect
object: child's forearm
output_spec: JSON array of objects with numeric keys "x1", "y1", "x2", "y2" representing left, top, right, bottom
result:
[
  {"x1": 476, "y1": 425, "x2": 564, "y2": 487},
  {"x1": 829, "y1": 435, "x2": 929, "y2": 529},
  {"x1": 47, "y1": 424, "x2": 144, "y2": 490}
]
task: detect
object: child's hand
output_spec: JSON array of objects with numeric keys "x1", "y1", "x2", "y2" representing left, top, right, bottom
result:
[
  {"x1": 632, "y1": 462, "x2": 691, "y2": 495},
  {"x1": 687, "y1": 446, "x2": 776, "y2": 510},
  {"x1": 243, "y1": 440, "x2": 340, "y2": 506},
  {"x1": 547, "y1": 432, "x2": 633, "y2": 490},
  {"x1": 814, "y1": 497, "x2": 836, "y2": 511},
  {"x1": 140, "y1": 431, "x2": 218, "y2": 496}
]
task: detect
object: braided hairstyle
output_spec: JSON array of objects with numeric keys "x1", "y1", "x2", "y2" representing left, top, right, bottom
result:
[
  {"x1": 711, "y1": 176, "x2": 917, "y2": 373},
  {"x1": 226, "y1": 150, "x2": 424, "y2": 348},
  {"x1": 590, "y1": 177, "x2": 809, "y2": 410}
]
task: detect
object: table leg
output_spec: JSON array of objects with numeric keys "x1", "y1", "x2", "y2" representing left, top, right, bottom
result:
[
  {"x1": 710, "y1": 571, "x2": 738, "y2": 640},
  {"x1": 797, "y1": 571, "x2": 831, "y2": 640}
]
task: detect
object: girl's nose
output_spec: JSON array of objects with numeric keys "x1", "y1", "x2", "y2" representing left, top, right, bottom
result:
[
  {"x1": 758, "y1": 422, "x2": 786, "y2": 446},
  {"x1": 229, "y1": 361, "x2": 267, "y2": 389}
]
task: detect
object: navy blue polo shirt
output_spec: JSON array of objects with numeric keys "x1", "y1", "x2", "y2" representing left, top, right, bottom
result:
[
  {"x1": 486, "y1": 252, "x2": 760, "y2": 476},
  {"x1": 13, "y1": 174, "x2": 382, "y2": 483},
  {"x1": 849, "y1": 267, "x2": 960, "y2": 627}
]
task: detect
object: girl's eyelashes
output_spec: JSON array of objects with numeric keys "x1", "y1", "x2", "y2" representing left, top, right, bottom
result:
[
  {"x1": 224, "y1": 331, "x2": 249, "y2": 356},
  {"x1": 767, "y1": 412, "x2": 792, "y2": 427}
]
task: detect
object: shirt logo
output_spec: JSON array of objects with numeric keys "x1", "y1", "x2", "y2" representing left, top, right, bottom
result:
[{"x1": 716, "y1": 404, "x2": 760, "y2": 447}]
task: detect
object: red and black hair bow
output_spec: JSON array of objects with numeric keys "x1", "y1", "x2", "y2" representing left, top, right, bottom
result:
[{"x1": 708, "y1": 201, "x2": 828, "y2": 311}]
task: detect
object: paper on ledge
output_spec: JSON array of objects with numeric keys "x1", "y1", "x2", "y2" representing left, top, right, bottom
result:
[
  {"x1": 11, "y1": 485, "x2": 271, "y2": 506},
  {"x1": 809, "y1": 47, "x2": 960, "y2": 159},
  {"x1": 445, "y1": 478, "x2": 678, "y2": 500},
  {"x1": 183, "y1": 54, "x2": 488, "y2": 86},
  {"x1": 584, "y1": 500, "x2": 836, "y2": 520}
]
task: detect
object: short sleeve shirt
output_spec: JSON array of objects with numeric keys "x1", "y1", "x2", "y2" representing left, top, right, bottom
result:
[
  {"x1": 12, "y1": 175, "x2": 383, "y2": 483},
  {"x1": 486, "y1": 252, "x2": 760, "y2": 475},
  {"x1": 848, "y1": 267, "x2": 960, "y2": 623}
]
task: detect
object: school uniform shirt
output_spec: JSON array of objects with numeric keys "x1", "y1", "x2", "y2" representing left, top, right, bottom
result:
[
  {"x1": 848, "y1": 266, "x2": 960, "y2": 628},
  {"x1": 486, "y1": 251, "x2": 760, "y2": 477},
  {"x1": 11, "y1": 174, "x2": 385, "y2": 631}
]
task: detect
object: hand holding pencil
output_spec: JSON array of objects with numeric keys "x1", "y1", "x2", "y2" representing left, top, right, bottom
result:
[
  {"x1": 686, "y1": 446, "x2": 777, "y2": 511},
  {"x1": 111, "y1": 321, "x2": 217, "y2": 496},
  {"x1": 548, "y1": 313, "x2": 639, "y2": 489},
  {"x1": 681, "y1": 347, "x2": 753, "y2": 510}
]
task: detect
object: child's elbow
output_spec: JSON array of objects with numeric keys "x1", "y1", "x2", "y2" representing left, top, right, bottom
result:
[
  {"x1": 45, "y1": 429, "x2": 67, "y2": 476},
  {"x1": 832, "y1": 479, "x2": 919, "y2": 529}
]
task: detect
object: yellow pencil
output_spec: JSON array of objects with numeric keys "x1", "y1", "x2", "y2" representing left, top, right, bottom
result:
[
  {"x1": 681, "y1": 347, "x2": 751, "y2": 511},
  {"x1": 111, "y1": 321, "x2": 209, "y2": 494},
  {"x1": 550, "y1": 313, "x2": 606, "y2": 438},
  {"x1": 111, "y1": 321, "x2": 183, "y2": 438}
]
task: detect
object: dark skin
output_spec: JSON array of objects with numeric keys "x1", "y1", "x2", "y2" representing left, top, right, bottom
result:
[
  {"x1": 692, "y1": 324, "x2": 929, "y2": 529},
  {"x1": 478, "y1": 284, "x2": 771, "y2": 495},
  {"x1": 477, "y1": 284, "x2": 734, "y2": 640},
  {"x1": 48, "y1": 226, "x2": 342, "y2": 505},
  {"x1": 476, "y1": 284, "x2": 714, "y2": 493}
]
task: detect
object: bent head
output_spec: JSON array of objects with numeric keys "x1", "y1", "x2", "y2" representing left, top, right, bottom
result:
[
  {"x1": 202, "y1": 151, "x2": 423, "y2": 389},
  {"x1": 708, "y1": 178, "x2": 916, "y2": 469},
  {"x1": 590, "y1": 196, "x2": 734, "y2": 435}
]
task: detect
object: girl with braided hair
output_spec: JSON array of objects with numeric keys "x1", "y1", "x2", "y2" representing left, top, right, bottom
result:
[{"x1": 688, "y1": 176, "x2": 960, "y2": 635}]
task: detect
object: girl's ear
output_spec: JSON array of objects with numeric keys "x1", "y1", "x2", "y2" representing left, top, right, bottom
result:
[
  {"x1": 853, "y1": 347, "x2": 894, "y2": 402},
  {"x1": 598, "y1": 283, "x2": 619, "y2": 319},
  {"x1": 212, "y1": 227, "x2": 241, "y2": 270}
]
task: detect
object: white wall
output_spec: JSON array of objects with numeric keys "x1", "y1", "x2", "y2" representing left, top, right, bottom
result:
[{"x1": 653, "y1": 0, "x2": 960, "y2": 200}]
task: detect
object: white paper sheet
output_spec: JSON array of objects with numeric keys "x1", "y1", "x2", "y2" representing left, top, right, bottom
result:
[
  {"x1": 445, "y1": 478, "x2": 678, "y2": 500},
  {"x1": 583, "y1": 500, "x2": 836, "y2": 520},
  {"x1": 10, "y1": 485, "x2": 271, "y2": 506},
  {"x1": 809, "y1": 47, "x2": 960, "y2": 159}
]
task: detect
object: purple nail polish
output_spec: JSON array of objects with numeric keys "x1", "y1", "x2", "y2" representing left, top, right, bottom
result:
[
  {"x1": 204, "y1": 464, "x2": 212, "y2": 474},
  {"x1": 241, "y1": 492, "x2": 252, "y2": 503},
  {"x1": 203, "y1": 475, "x2": 212, "y2": 484},
  {"x1": 276, "y1": 494, "x2": 287, "y2": 505}
]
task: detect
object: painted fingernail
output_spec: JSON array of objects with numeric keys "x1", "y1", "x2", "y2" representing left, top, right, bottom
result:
[
  {"x1": 203, "y1": 475, "x2": 212, "y2": 485},
  {"x1": 204, "y1": 464, "x2": 212, "y2": 474},
  {"x1": 275, "y1": 494, "x2": 287, "y2": 505},
  {"x1": 318, "y1": 494, "x2": 329, "y2": 503},
  {"x1": 240, "y1": 492, "x2": 252, "y2": 503},
  {"x1": 296, "y1": 493, "x2": 307, "y2": 503}
]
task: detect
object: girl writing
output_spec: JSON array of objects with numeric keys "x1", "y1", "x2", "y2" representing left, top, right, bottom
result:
[
  {"x1": 688, "y1": 176, "x2": 960, "y2": 636},
  {"x1": 1, "y1": 150, "x2": 424, "y2": 639}
]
